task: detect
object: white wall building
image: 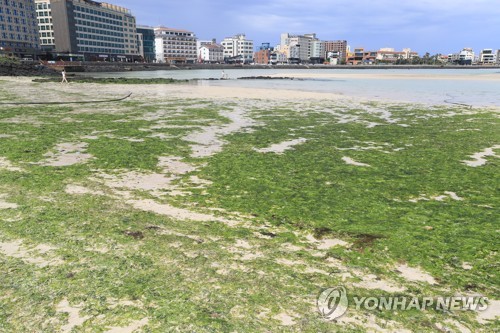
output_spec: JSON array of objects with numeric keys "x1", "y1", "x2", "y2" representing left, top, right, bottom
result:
[
  {"x1": 479, "y1": 49, "x2": 496, "y2": 64},
  {"x1": 154, "y1": 26, "x2": 197, "y2": 64},
  {"x1": 280, "y1": 33, "x2": 323, "y2": 62},
  {"x1": 458, "y1": 48, "x2": 475, "y2": 64},
  {"x1": 199, "y1": 43, "x2": 224, "y2": 63},
  {"x1": 221, "y1": 34, "x2": 253, "y2": 63}
]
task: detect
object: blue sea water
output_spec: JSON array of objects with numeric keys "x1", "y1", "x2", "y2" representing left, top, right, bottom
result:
[{"x1": 84, "y1": 68, "x2": 500, "y2": 107}]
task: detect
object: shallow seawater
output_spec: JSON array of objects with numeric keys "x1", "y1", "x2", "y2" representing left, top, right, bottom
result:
[{"x1": 83, "y1": 68, "x2": 500, "y2": 106}]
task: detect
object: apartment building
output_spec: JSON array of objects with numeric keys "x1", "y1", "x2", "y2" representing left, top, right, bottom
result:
[
  {"x1": 154, "y1": 26, "x2": 197, "y2": 64},
  {"x1": 280, "y1": 33, "x2": 326, "y2": 63},
  {"x1": 35, "y1": 0, "x2": 139, "y2": 61},
  {"x1": 479, "y1": 49, "x2": 495, "y2": 64},
  {"x1": 323, "y1": 40, "x2": 347, "y2": 62},
  {"x1": 221, "y1": 33, "x2": 253, "y2": 63},
  {"x1": 497, "y1": 50, "x2": 500, "y2": 64},
  {"x1": 309, "y1": 38, "x2": 324, "y2": 63},
  {"x1": 0, "y1": 0, "x2": 39, "y2": 57},
  {"x1": 137, "y1": 25, "x2": 155, "y2": 62},
  {"x1": 198, "y1": 40, "x2": 223, "y2": 63}
]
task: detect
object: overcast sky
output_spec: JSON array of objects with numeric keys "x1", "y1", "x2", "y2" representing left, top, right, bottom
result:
[{"x1": 117, "y1": 0, "x2": 498, "y2": 54}]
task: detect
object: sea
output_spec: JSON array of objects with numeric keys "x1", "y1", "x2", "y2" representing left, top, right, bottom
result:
[{"x1": 83, "y1": 68, "x2": 500, "y2": 107}]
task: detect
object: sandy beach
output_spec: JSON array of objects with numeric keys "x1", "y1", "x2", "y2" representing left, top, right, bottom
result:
[{"x1": 0, "y1": 76, "x2": 498, "y2": 332}]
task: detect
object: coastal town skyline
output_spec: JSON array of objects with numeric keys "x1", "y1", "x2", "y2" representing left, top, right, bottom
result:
[{"x1": 115, "y1": 0, "x2": 499, "y2": 55}]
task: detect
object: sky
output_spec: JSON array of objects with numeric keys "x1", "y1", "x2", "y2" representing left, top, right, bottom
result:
[{"x1": 116, "y1": 0, "x2": 499, "y2": 55}]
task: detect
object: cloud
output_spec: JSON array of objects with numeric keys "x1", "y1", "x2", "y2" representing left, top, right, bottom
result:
[{"x1": 116, "y1": 0, "x2": 499, "y2": 53}]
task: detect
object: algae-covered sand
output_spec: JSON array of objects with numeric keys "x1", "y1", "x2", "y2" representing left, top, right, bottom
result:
[{"x1": 0, "y1": 77, "x2": 498, "y2": 332}]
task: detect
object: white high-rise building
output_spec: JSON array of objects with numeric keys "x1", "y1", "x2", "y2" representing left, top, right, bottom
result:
[
  {"x1": 35, "y1": 0, "x2": 140, "y2": 61},
  {"x1": 154, "y1": 26, "x2": 197, "y2": 64},
  {"x1": 221, "y1": 34, "x2": 253, "y2": 63},
  {"x1": 280, "y1": 33, "x2": 322, "y2": 63}
]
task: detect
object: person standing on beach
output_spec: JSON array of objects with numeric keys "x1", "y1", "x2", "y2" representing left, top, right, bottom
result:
[{"x1": 61, "y1": 69, "x2": 68, "y2": 84}]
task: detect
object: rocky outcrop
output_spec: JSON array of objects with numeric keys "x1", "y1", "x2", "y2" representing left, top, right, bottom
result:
[{"x1": 0, "y1": 62, "x2": 58, "y2": 76}]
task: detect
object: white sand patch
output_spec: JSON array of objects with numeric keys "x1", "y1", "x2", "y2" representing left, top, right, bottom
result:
[
  {"x1": 158, "y1": 156, "x2": 197, "y2": 175},
  {"x1": 281, "y1": 243, "x2": 303, "y2": 252},
  {"x1": 476, "y1": 299, "x2": 500, "y2": 324},
  {"x1": 0, "y1": 238, "x2": 61, "y2": 267},
  {"x1": 409, "y1": 192, "x2": 464, "y2": 203},
  {"x1": 188, "y1": 175, "x2": 213, "y2": 187},
  {"x1": 105, "y1": 318, "x2": 149, "y2": 333},
  {"x1": 353, "y1": 274, "x2": 405, "y2": 293},
  {"x1": 0, "y1": 194, "x2": 18, "y2": 209},
  {"x1": 240, "y1": 252, "x2": 264, "y2": 260},
  {"x1": 96, "y1": 171, "x2": 175, "y2": 195},
  {"x1": 276, "y1": 258, "x2": 305, "y2": 266},
  {"x1": 0, "y1": 157, "x2": 23, "y2": 172},
  {"x1": 255, "y1": 138, "x2": 307, "y2": 154},
  {"x1": 41, "y1": 142, "x2": 93, "y2": 167},
  {"x1": 305, "y1": 234, "x2": 350, "y2": 250},
  {"x1": 0, "y1": 115, "x2": 44, "y2": 125},
  {"x1": 147, "y1": 133, "x2": 172, "y2": 140},
  {"x1": 234, "y1": 239, "x2": 253, "y2": 249},
  {"x1": 65, "y1": 184, "x2": 105, "y2": 196},
  {"x1": 462, "y1": 145, "x2": 500, "y2": 167},
  {"x1": 338, "y1": 312, "x2": 412, "y2": 333},
  {"x1": 435, "y1": 319, "x2": 472, "y2": 333},
  {"x1": 396, "y1": 264, "x2": 436, "y2": 284},
  {"x1": 342, "y1": 156, "x2": 371, "y2": 167},
  {"x1": 185, "y1": 108, "x2": 255, "y2": 158},
  {"x1": 304, "y1": 267, "x2": 330, "y2": 275},
  {"x1": 127, "y1": 199, "x2": 226, "y2": 222},
  {"x1": 56, "y1": 299, "x2": 90, "y2": 333},
  {"x1": 273, "y1": 312, "x2": 297, "y2": 326},
  {"x1": 443, "y1": 191, "x2": 464, "y2": 201},
  {"x1": 462, "y1": 262, "x2": 473, "y2": 270},
  {"x1": 107, "y1": 298, "x2": 144, "y2": 309}
]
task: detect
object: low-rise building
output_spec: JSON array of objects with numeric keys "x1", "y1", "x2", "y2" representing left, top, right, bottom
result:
[
  {"x1": 376, "y1": 48, "x2": 419, "y2": 63},
  {"x1": 221, "y1": 34, "x2": 254, "y2": 64},
  {"x1": 154, "y1": 26, "x2": 197, "y2": 64},
  {"x1": 1, "y1": 0, "x2": 40, "y2": 58},
  {"x1": 347, "y1": 48, "x2": 376, "y2": 65},
  {"x1": 458, "y1": 48, "x2": 474, "y2": 65},
  {"x1": 479, "y1": 49, "x2": 495, "y2": 64},
  {"x1": 198, "y1": 40, "x2": 223, "y2": 63},
  {"x1": 254, "y1": 42, "x2": 273, "y2": 64}
]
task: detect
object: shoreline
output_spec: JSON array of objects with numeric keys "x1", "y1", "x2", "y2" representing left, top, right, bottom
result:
[{"x1": 1, "y1": 76, "x2": 498, "y2": 110}]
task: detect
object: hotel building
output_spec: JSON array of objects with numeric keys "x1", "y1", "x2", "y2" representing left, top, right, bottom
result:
[
  {"x1": 35, "y1": 0, "x2": 140, "y2": 61},
  {"x1": 154, "y1": 26, "x2": 197, "y2": 64},
  {"x1": 221, "y1": 34, "x2": 253, "y2": 63},
  {"x1": 0, "y1": 0, "x2": 40, "y2": 57}
]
